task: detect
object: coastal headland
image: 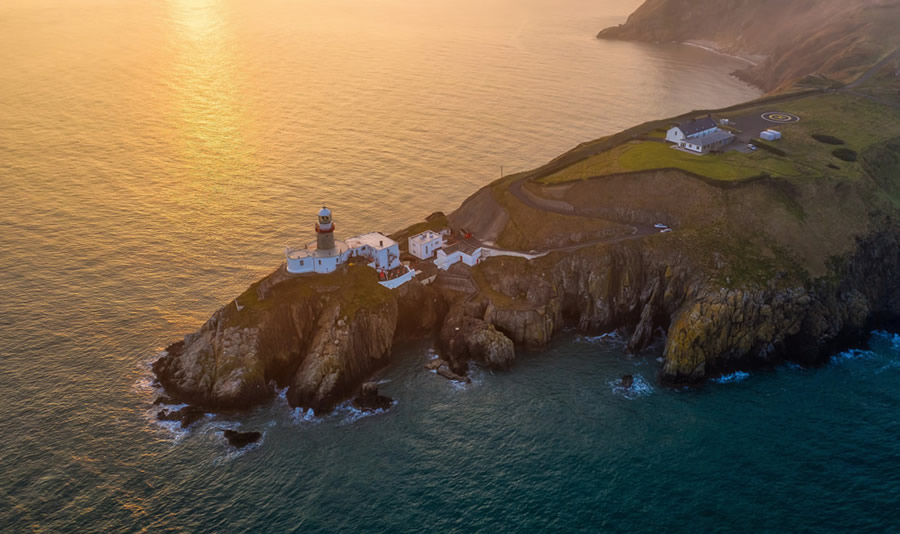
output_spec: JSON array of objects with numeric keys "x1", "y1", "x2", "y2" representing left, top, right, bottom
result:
[{"x1": 152, "y1": 24, "x2": 900, "y2": 418}]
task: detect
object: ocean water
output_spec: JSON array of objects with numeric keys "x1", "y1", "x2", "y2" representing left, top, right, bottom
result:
[{"x1": 2, "y1": 0, "x2": 899, "y2": 532}]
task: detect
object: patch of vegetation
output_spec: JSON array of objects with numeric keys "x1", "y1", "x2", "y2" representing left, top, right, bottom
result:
[
  {"x1": 725, "y1": 93, "x2": 900, "y2": 181},
  {"x1": 751, "y1": 139, "x2": 787, "y2": 157},
  {"x1": 654, "y1": 226, "x2": 805, "y2": 290},
  {"x1": 832, "y1": 148, "x2": 858, "y2": 162},
  {"x1": 812, "y1": 133, "x2": 846, "y2": 145},
  {"x1": 494, "y1": 194, "x2": 624, "y2": 251},
  {"x1": 227, "y1": 264, "x2": 392, "y2": 328},
  {"x1": 470, "y1": 258, "x2": 536, "y2": 310},
  {"x1": 862, "y1": 137, "x2": 900, "y2": 207},
  {"x1": 539, "y1": 140, "x2": 800, "y2": 183}
]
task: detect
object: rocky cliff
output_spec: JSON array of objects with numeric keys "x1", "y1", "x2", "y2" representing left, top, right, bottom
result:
[
  {"x1": 435, "y1": 217, "x2": 899, "y2": 383},
  {"x1": 153, "y1": 90, "x2": 900, "y2": 416},
  {"x1": 153, "y1": 265, "x2": 445, "y2": 414},
  {"x1": 597, "y1": 0, "x2": 900, "y2": 92}
]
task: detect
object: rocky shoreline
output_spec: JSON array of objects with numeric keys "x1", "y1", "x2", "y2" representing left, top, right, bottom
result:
[{"x1": 151, "y1": 213, "x2": 899, "y2": 416}]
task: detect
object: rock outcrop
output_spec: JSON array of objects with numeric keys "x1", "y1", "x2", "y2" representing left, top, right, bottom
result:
[
  {"x1": 153, "y1": 267, "x2": 443, "y2": 414},
  {"x1": 352, "y1": 382, "x2": 393, "y2": 412},
  {"x1": 222, "y1": 430, "x2": 262, "y2": 448}
]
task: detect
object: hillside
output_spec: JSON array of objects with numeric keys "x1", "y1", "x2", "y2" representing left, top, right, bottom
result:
[
  {"x1": 597, "y1": 0, "x2": 900, "y2": 92},
  {"x1": 447, "y1": 79, "x2": 900, "y2": 381}
]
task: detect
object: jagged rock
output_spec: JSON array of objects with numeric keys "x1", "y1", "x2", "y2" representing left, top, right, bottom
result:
[
  {"x1": 157, "y1": 406, "x2": 206, "y2": 429},
  {"x1": 287, "y1": 298, "x2": 397, "y2": 414},
  {"x1": 222, "y1": 429, "x2": 261, "y2": 448},
  {"x1": 441, "y1": 305, "x2": 515, "y2": 370},
  {"x1": 424, "y1": 358, "x2": 444, "y2": 371},
  {"x1": 152, "y1": 395, "x2": 176, "y2": 406},
  {"x1": 436, "y1": 364, "x2": 471, "y2": 384},
  {"x1": 352, "y1": 381, "x2": 393, "y2": 411}
]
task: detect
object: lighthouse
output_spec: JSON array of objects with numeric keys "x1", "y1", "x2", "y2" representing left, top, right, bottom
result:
[{"x1": 316, "y1": 206, "x2": 335, "y2": 251}]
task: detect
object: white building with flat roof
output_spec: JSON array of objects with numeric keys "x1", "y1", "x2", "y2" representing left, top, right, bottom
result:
[
  {"x1": 408, "y1": 230, "x2": 444, "y2": 260},
  {"x1": 345, "y1": 232, "x2": 401, "y2": 272},
  {"x1": 435, "y1": 242, "x2": 483, "y2": 271}
]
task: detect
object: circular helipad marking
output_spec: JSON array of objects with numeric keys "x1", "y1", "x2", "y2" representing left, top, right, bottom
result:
[{"x1": 761, "y1": 111, "x2": 800, "y2": 124}]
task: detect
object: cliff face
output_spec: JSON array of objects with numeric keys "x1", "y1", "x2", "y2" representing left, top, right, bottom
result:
[
  {"x1": 437, "y1": 221, "x2": 899, "y2": 383},
  {"x1": 597, "y1": 0, "x2": 900, "y2": 92},
  {"x1": 153, "y1": 266, "x2": 445, "y2": 413}
]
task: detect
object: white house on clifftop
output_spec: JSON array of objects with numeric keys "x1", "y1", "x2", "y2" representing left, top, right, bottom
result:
[{"x1": 666, "y1": 117, "x2": 735, "y2": 155}]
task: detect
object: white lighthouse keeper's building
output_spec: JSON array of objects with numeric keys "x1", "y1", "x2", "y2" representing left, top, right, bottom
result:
[
  {"x1": 345, "y1": 233, "x2": 401, "y2": 272},
  {"x1": 408, "y1": 230, "x2": 444, "y2": 260}
]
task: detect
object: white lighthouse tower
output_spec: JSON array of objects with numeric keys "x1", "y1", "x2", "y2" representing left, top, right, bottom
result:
[
  {"x1": 316, "y1": 206, "x2": 336, "y2": 251},
  {"x1": 284, "y1": 205, "x2": 409, "y2": 287}
]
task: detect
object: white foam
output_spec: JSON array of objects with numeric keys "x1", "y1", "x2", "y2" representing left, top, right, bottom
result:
[
  {"x1": 575, "y1": 332, "x2": 626, "y2": 347},
  {"x1": 291, "y1": 407, "x2": 323, "y2": 425},
  {"x1": 831, "y1": 348, "x2": 876, "y2": 364},
  {"x1": 214, "y1": 430, "x2": 266, "y2": 464},
  {"x1": 609, "y1": 374, "x2": 653, "y2": 399},
  {"x1": 578, "y1": 332, "x2": 622, "y2": 345},
  {"x1": 872, "y1": 330, "x2": 900, "y2": 351},
  {"x1": 711, "y1": 371, "x2": 750, "y2": 384},
  {"x1": 336, "y1": 399, "x2": 398, "y2": 425}
]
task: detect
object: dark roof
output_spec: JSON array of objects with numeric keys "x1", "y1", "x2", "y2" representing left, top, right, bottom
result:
[
  {"x1": 676, "y1": 117, "x2": 717, "y2": 137},
  {"x1": 442, "y1": 241, "x2": 478, "y2": 256}
]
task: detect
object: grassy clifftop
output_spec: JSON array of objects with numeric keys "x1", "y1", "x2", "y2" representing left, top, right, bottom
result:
[{"x1": 464, "y1": 87, "x2": 900, "y2": 287}]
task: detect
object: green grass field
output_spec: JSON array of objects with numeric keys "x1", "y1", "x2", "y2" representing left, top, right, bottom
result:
[
  {"x1": 538, "y1": 92, "x2": 900, "y2": 185},
  {"x1": 539, "y1": 140, "x2": 799, "y2": 183}
]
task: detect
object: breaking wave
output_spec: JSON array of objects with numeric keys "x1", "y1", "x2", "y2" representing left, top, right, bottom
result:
[
  {"x1": 578, "y1": 332, "x2": 623, "y2": 345},
  {"x1": 609, "y1": 374, "x2": 653, "y2": 399},
  {"x1": 712, "y1": 371, "x2": 750, "y2": 384},
  {"x1": 831, "y1": 349, "x2": 877, "y2": 365},
  {"x1": 337, "y1": 399, "x2": 398, "y2": 425},
  {"x1": 872, "y1": 330, "x2": 900, "y2": 351}
]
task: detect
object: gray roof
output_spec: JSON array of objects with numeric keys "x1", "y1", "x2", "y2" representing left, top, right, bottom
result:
[
  {"x1": 693, "y1": 129, "x2": 735, "y2": 147},
  {"x1": 677, "y1": 117, "x2": 717, "y2": 137}
]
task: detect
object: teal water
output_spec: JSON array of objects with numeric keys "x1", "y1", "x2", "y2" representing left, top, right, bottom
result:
[
  {"x1": 5, "y1": 332, "x2": 900, "y2": 532},
  {"x1": 3, "y1": 0, "x2": 899, "y2": 532}
]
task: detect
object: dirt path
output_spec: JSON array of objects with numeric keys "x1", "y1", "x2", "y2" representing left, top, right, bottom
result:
[
  {"x1": 845, "y1": 48, "x2": 900, "y2": 90},
  {"x1": 506, "y1": 176, "x2": 661, "y2": 254}
]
